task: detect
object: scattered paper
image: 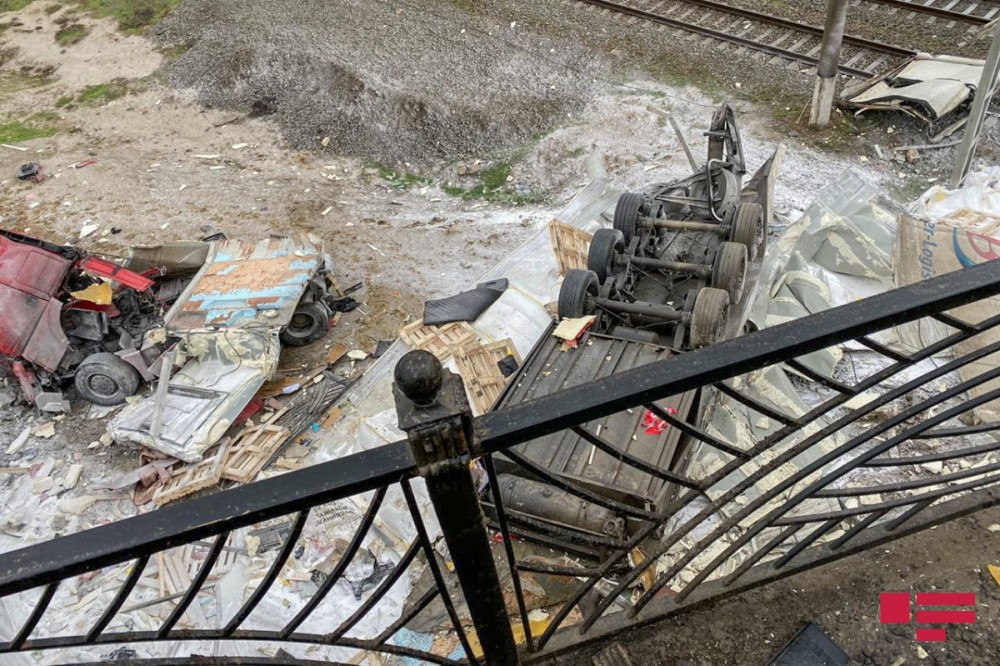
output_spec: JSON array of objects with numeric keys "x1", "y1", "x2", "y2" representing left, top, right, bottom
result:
[
  {"x1": 33, "y1": 422, "x2": 56, "y2": 438},
  {"x1": 553, "y1": 315, "x2": 596, "y2": 342}
]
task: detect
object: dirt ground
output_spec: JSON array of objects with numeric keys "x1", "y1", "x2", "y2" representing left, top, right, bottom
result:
[
  {"x1": 0, "y1": 0, "x2": 997, "y2": 663},
  {"x1": 545, "y1": 506, "x2": 1000, "y2": 666}
]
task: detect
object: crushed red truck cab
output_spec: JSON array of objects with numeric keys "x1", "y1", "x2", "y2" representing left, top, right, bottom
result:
[{"x1": 0, "y1": 229, "x2": 169, "y2": 412}]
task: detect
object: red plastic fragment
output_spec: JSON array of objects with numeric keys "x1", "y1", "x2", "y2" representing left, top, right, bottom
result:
[
  {"x1": 80, "y1": 257, "x2": 154, "y2": 291},
  {"x1": 642, "y1": 407, "x2": 677, "y2": 435}
]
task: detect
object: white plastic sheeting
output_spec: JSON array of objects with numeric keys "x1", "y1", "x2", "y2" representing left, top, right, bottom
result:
[
  {"x1": 312, "y1": 178, "x2": 621, "y2": 467},
  {"x1": 896, "y1": 166, "x2": 1000, "y2": 423}
]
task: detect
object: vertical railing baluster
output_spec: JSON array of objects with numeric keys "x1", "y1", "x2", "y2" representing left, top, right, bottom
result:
[{"x1": 393, "y1": 350, "x2": 520, "y2": 666}]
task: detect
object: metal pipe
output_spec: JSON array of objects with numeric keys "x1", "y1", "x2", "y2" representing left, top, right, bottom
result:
[
  {"x1": 646, "y1": 106, "x2": 700, "y2": 172},
  {"x1": 951, "y1": 23, "x2": 1000, "y2": 188},
  {"x1": 638, "y1": 216, "x2": 729, "y2": 234},
  {"x1": 595, "y1": 298, "x2": 684, "y2": 321},
  {"x1": 810, "y1": 0, "x2": 850, "y2": 127},
  {"x1": 627, "y1": 255, "x2": 713, "y2": 278}
]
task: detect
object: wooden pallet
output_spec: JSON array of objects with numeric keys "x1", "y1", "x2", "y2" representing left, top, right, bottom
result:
[
  {"x1": 399, "y1": 320, "x2": 477, "y2": 361},
  {"x1": 454, "y1": 338, "x2": 522, "y2": 414},
  {"x1": 153, "y1": 539, "x2": 240, "y2": 626},
  {"x1": 221, "y1": 424, "x2": 290, "y2": 483},
  {"x1": 153, "y1": 440, "x2": 229, "y2": 507},
  {"x1": 549, "y1": 220, "x2": 592, "y2": 275}
]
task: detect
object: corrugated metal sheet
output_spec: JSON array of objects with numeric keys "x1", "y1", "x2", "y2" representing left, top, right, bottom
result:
[
  {"x1": 164, "y1": 236, "x2": 322, "y2": 331},
  {"x1": 494, "y1": 331, "x2": 694, "y2": 508}
]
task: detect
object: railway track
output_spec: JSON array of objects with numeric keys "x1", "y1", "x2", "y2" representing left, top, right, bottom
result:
[
  {"x1": 575, "y1": 0, "x2": 916, "y2": 79},
  {"x1": 861, "y1": 0, "x2": 1000, "y2": 26}
]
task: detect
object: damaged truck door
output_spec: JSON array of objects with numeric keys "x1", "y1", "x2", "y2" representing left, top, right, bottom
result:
[
  {"x1": 0, "y1": 229, "x2": 171, "y2": 412},
  {"x1": 109, "y1": 234, "x2": 345, "y2": 463}
]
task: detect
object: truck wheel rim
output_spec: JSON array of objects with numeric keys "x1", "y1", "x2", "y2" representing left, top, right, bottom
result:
[{"x1": 87, "y1": 375, "x2": 118, "y2": 397}]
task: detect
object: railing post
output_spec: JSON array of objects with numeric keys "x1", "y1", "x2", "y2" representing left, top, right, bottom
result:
[{"x1": 393, "y1": 350, "x2": 520, "y2": 666}]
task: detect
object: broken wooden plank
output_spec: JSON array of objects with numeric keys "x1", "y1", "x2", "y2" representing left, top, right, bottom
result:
[
  {"x1": 221, "y1": 424, "x2": 290, "y2": 483},
  {"x1": 454, "y1": 338, "x2": 522, "y2": 414},
  {"x1": 399, "y1": 320, "x2": 477, "y2": 361},
  {"x1": 549, "y1": 219, "x2": 592, "y2": 275},
  {"x1": 153, "y1": 440, "x2": 229, "y2": 507}
]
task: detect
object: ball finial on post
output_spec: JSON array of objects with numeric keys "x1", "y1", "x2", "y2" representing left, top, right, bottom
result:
[{"x1": 394, "y1": 350, "x2": 444, "y2": 406}]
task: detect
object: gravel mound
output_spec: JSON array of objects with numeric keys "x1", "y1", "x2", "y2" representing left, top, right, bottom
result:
[{"x1": 155, "y1": 0, "x2": 595, "y2": 164}]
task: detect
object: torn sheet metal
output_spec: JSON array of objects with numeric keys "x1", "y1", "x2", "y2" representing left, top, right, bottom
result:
[
  {"x1": 109, "y1": 332, "x2": 280, "y2": 462},
  {"x1": 315, "y1": 178, "x2": 621, "y2": 471},
  {"x1": 165, "y1": 235, "x2": 322, "y2": 331},
  {"x1": 747, "y1": 170, "x2": 895, "y2": 378},
  {"x1": 111, "y1": 235, "x2": 323, "y2": 461},
  {"x1": 841, "y1": 54, "x2": 990, "y2": 138}
]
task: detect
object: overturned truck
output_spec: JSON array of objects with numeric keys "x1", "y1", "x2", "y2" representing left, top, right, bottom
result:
[{"x1": 486, "y1": 104, "x2": 780, "y2": 549}]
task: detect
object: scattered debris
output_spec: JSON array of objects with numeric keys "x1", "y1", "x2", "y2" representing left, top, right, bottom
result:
[
  {"x1": 549, "y1": 219, "x2": 593, "y2": 275},
  {"x1": 63, "y1": 464, "x2": 83, "y2": 490},
  {"x1": 769, "y1": 623, "x2": 849, "y2": 666},
  {"x1": 153, "y1": 439, "x2": 230, "y2": 506},
  {"x1": 15, "y1": 162, "x2": 43, "y2": 182},
  {"x1": 32, "y1": 422, "x2": 56, "y2": 438},
  {"x1": 553, "y1": 315, "x2": 595, "y2": 343},
  {"x1": 423, "y1": 278, "x2": 509, "y2": 325},
  {"x1": 71, "y1": 157, "x2": 97, "y2": 169},
  {"x1": 220, "y1": 424, "x2": 290, "y2": 483},
  {"x1": 5, "y1": 426, "x2": 31, "y2": 455},
  {"x1": 841, "y1": 54, "x2": 992, "y2": 141},
  {"x1": 399, "y1": 320, "x2": 477, "y2": 362},
  {"x1": 454, "y1": 339, "x2": 522, "y2": 414}
]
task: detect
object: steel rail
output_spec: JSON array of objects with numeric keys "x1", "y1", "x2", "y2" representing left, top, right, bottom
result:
[
  {"x1": 863, "y1": 0, "x2": 993, "y2": 25},
  {"x1": 574, "y1": 0, "x2": 915, "y2": 78}
]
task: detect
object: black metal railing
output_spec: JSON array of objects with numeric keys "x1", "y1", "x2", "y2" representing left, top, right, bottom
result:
[{"x1": 3, "y1": 260, "x2": 1000, "y2": 665}]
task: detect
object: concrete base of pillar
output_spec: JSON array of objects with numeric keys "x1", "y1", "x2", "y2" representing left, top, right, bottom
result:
[{"x1": 809, "y1": 75, "x2": 838, "y2": 127}]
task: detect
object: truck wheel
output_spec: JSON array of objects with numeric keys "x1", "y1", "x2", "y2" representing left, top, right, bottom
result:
[
  {"x1": 558, "y1": 269, "x2": 599, "y2": 320},
  {"x1": 587, "y1": 228, "x2": 625, "y2": 282},
  {"x1": 730, "y1": 202, "x2": 766, "y2": 261},
  {"x1": 689, "y1": 287, "x2": 730, "y2": 349},
  {"x1": 711, "y1": 241, "x2": 748, "y2": 304},
  {"x1": 74, "y1": 353, "x2": 141, "y2": 406},
  {"x1": 280, "y1": 302, "x2": 330, "y2": 347},
  {"x1": 613, "y1": 192, "x2": 646, "y2": 244}
]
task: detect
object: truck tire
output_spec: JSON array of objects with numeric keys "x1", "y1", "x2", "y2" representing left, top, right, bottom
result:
[
  {"x1": 711, "y1": 241, "x2": 748, "y2": 304},
  {"x1": 74, "y1": 353, "x2": 141, "y2": 406},
  {"x1": 558, "y1": 269, "x2": 599, "y2": 320},
  {"x1": 689, "y1": 287, "x2": 730, "y2": 349},
  {"x1": 730, "y1": 202, "x2": 766, "y2": 261},
  {"x1": 587, "y1": 228, "x2": 625, "y2": 283},
  {"x1": 280, "y1": 301, "x2": 330, "y2": 347},
  {"x1": 613, "y1": 192, "x2": 645, "y2": 244}
]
